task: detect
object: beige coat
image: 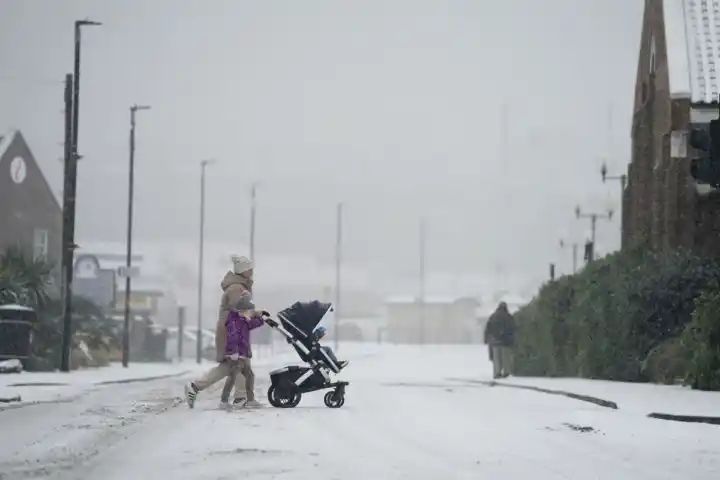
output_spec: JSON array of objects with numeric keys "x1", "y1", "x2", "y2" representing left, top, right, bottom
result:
[{"x1": 215, "y1": 271, "x2": 254, "y2": 362}]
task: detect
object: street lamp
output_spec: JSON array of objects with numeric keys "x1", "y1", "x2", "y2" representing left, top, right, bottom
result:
[
  {"x1": 60, "y1": 18, "x2": 101, "y2": 372},
  {"x1": 575, "y1": 205, "x2": 613, "y2": 262},
  {"x1": 559, "y1": 238, "x2": 579, "y2": 274},
  {"x1": 601, "y1": 162, "x2": 627, "y2": 191},
  {"x1": 122, "y1": 104, "x2": 151, "y2": 368},
  {"x1": 72, "y1": 19, "x2": 102, "y2": 156},
  {"x1": 249, "y1": 182, "x2": 259, "y2": 261},
  {"x1": 197, "y1": 159, "x2": 215, "y2": 364},
  {"x1": 601, "y1": 162, "x2": 627, "y2": 247},
  {"x1": 334, "y1": 202, "x2": 343, "y2": 352},
  {"x1": 419, "y1": 217, "x2": 427, "y2": 345}
]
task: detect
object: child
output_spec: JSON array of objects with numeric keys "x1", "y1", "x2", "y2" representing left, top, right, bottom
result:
[{"x1": 184, "y1": 293, "x2": 266, "y2": 409}]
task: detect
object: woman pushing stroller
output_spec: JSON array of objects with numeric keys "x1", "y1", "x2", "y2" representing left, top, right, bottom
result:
[{"x1": 184, "y1": 255, "x2": 271, "y2": 410}]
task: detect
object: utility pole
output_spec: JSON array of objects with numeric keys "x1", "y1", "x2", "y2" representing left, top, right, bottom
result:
[
  {"x1": 59, "y1": 19, "x2": 101, "y2": 372},
  {"x1": 249, "y1": 182, "x2": 258, "y2": 261},
  {"x1": 601, "y1": 162, "x2": 627, "y2": 246},
  {"x1": 334, "y1": 202, "x2": 343, "y2": 352},
  {"x1": 575, "y1": 205, "x2": 613, "y2": 263},
  {"x1": 419, "y1": 218, "x2": 426, "y2": 345},
  {"x1": 178, "y1": 306, "x2": 185, "y2": 361},
  {"x1": 121, "y1": 105, "x2": 150, "y2": 368},
  {"x1": 60, "y1": 73, "x2": 75, "y2": 372},
  {"x1": 559, "y1": 239, "x2": 579, "y2": 274},
  {"x1": 572, "y1": 243, "x2": 578, "y2": 274},
  {"x1": 197, "y1": 159, "x2": 214, "y2": 363}
]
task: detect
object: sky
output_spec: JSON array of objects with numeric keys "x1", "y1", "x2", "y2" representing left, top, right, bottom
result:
[{"x1": 0, "y1": 0, "x2": 643, "y2": 299}]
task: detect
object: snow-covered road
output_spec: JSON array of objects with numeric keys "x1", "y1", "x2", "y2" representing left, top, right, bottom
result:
[{"x1": 1, "y1": 345, "x2": 718, "y2": 479}]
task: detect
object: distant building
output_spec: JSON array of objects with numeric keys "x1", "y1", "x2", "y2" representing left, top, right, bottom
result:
[
  {"x1": 385, "y1": 296, "x2": 481, "y2": 344},
  {"x1": 0, "y1": 130, "x2": 61, "y2": 275},
  {"x1": 73, "y1": 246, "x2": 179, "y2": 362},
  {"x1": 625, "y1": 0, "x2": 720, "y2": 255}
]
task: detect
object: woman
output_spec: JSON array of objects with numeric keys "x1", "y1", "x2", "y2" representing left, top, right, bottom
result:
[{"x1": 184, "y1": 255, "x2": 265, "y2": 409}]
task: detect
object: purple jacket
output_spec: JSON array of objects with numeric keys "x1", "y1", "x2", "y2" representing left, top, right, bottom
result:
[{"x1": 224, "y1": 311, "x2": 264, "y2": 359}]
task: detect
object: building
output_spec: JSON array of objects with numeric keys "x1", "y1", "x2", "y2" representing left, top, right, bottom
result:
[
  {"x1": 385, "y1": 296, "x2": 481, "y2": 344},
  {"x1": 625, "y1": 0, "x2": 720, "y2": 255},
  {"x1": 73, "y1": 245, "x2": 180, "y2": 361},
  {"x1": 0, "y1": 130, "x2": 61, "y2": 271}
]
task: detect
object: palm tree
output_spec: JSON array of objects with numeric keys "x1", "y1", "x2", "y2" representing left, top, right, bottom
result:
[{"x1": 0, "y1": 247, "x2": 53, "y2": 308}]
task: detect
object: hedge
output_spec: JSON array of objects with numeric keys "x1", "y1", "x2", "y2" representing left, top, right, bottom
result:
[{"x1": 514, "y1": 249, "x2": 720, "y2": 389}]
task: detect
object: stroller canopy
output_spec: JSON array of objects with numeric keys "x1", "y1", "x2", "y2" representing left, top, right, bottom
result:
[{"x1": 278, "y1": 301, "x2": 332, "y2": 339}]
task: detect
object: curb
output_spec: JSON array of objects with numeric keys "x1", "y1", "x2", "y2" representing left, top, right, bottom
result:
[
  {"x1": 7, "y1": 382, "x2": 68, "y2": 387},
  {"x1": 0, "y1": 395, "x2": 79, "y2": 413},
  {"x1": 0, "y1": 370, "x2": 191, "y2": 413},
  {"x1": 648, "y1": 413, "x2": 720, "y2": 426},
  {"x1": 95, "y1": 370, "x2": 191, "y2": 385},
  {"x1": 3, "y1": 370, "x2": 191, "y2": 388},
  {"x1": 448, "y1": 378, "x2": 619, "y2": 410}
]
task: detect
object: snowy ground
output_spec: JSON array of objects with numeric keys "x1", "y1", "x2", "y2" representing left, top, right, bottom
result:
[
  {"x1": 0, "y1": 344, "x2": 719, "y2": 479},
  {"x1": 0, "y1": 360, "x2": 206, "y2": 407}
]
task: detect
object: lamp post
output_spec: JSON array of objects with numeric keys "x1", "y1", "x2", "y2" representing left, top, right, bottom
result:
[
  {"x1": 559, "y1": 239, "x2": 579, "y2": 274},
  {"x1": 197, "y1": 159, "x2": 215, "y2": 363},
  {"x1": 249, "y1": 182, "x2": 258, "y2": 261},
  {"x1": 71, "y1": 19, "x2": 101, "y2": 155},
  {"x1": 334, "y1": 202, "x2": 343, "y2": 352},
  {"x1": 575, "y1": 205, "x2": 613, "y2": 263},
  {"x1": 122, "y1": 104, "x2": 150, "y2": 368},
  {"x1": 601, "y1": 162, "x2": 627, "y2": 192},
  {"x1": 601, "y1": 162, "x2": 627, "y2": 246},
  {"x1": 60, "y1": 19, "x2": 101, "y2": 372},
  {"x1": 419, "y1": 217, "x2": 427, "y2": 345}
]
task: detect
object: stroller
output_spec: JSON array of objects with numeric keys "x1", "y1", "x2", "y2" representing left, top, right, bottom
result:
[{"x1": 263, "y1": 301, "x2": 349, "y2": 408}]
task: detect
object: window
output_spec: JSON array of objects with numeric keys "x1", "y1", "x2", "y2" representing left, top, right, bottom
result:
[
  {"x1": 33, "y1": 229, "x2": 48, "y2": 260},
  {"x1": 649, "y1": 35, "x2": 657, "y2": 74}
]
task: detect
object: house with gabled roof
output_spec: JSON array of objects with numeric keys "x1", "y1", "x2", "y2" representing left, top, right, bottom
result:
[
  {"x1": 0, "y1": 130, "x2": 62, "y2": 271},
  {"x1": 624, "y1": 0, "x2": 720, "y2": 256}
]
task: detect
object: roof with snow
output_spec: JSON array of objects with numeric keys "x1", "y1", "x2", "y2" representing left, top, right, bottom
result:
[
  {"x1": 0, "y1": 132, "x2": 13, "y2": 160},
  {"x1": 0, "y1": 304, "x2": 34, "y2": 311},
  {"x1": 665, "y1": 0, "x2": 720, "y2": 103},
  {"x1": 385, "y1": 295, "x2": 479, "y2": 305}
]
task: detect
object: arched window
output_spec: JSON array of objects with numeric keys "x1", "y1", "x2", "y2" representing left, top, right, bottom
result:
[{"x1": 649, "y1": 35, "x2": 657, "y2": 75}]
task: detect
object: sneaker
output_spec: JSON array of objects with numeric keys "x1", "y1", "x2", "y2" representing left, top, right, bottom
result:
[
  {"x1": 232, "y1": 397, "x2": 247, "y2": 409},
  {"x1": 244, "y1": 399, "x2": 263, "y2": 408},
  {"x1": 219, "y1": 401, "x2": 232, "y2": 411},
  {"x1": 184, "y1": 383, "x2": 197, "y2": 409}
]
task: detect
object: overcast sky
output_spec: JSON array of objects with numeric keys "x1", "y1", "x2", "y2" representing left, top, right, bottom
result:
[{"x1": 1, "y1": 0, "x2": 643, "y2": 294}]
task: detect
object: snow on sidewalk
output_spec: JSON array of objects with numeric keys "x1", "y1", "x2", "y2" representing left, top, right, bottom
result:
[
  {"x1": 0, "y1": 360, "x2": 206, "y2": 407},
  {"x1": 451, "y1": 346, "x2": 720, "y2": 418},
  {"x1": 492, "y1": 376, "x2": 720, "y2": 418}
]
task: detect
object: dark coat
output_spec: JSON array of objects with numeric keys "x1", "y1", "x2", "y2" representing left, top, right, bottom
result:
[{"x1": 484, "y1": 307, "x2": 515, "y2": 347}]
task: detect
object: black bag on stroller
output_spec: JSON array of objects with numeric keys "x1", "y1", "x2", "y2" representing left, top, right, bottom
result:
[{"x1": 263, "y1": 301, "x2": 349, "y2": 408}]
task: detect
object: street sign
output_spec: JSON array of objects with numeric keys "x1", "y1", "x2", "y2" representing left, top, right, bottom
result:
[{"x1": 117, "y1": 266, "x2": 140, "y2": 278}]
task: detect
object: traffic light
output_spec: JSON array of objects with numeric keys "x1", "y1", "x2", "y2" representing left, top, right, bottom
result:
[{"x1": 689, "y1": 104, "x2": 720, "y2": 187}]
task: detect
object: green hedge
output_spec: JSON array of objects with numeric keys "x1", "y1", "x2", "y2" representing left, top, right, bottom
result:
[
  {"x1": 683, "y1": 289, "x2": 720, "y2": 390},
  {"x1": 514, "y1": 249, "x2": 720, "y2": 388}
]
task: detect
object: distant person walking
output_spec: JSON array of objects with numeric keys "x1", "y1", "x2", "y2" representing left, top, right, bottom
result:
[{"x1": 484, "y1": 302, "x2": 515, "y2": 379}]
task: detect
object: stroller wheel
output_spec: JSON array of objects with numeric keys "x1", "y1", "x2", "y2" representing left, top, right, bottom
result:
[
  {"x1": 268, "y1": 385, "x2": 302, "y2": 408},
  {"x1": 324, "y1": 390, "x2": 345, "y2": 408}
]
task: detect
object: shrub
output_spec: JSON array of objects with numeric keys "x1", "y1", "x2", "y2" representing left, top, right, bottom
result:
[
  {"x1": 514, "y1": 248, "x2": 720, "y2": 388},
  {"x1": 682, "y1": 288, "x2": 720, "y2": 390}
]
